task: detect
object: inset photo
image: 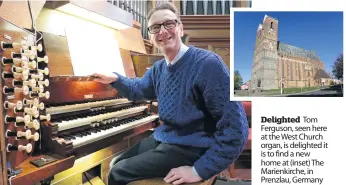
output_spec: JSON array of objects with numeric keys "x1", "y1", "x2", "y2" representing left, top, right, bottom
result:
[{"x1": 234, "y1": 11, "x2": 343, "y2": 97}]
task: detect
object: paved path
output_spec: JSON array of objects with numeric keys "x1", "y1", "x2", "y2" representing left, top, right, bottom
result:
[
  {"x1": 235, "y1": 85, "x2": 343, "y2": 97},
  {"x1": 285, "y1": 88, "x2": 343, "y2": 97}
]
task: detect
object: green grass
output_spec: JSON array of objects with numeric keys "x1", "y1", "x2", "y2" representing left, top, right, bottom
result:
[{"x1": 263, "y1": 86, "x2": 321, "y2": 94}]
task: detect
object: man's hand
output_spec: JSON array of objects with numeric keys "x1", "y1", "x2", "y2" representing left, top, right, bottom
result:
[
  {"x1": 164, "y1": 166, "x2": 202, "y2": 185},
  {"x1": 89, "y1": 73, "x2": 118, "y2": 84}
]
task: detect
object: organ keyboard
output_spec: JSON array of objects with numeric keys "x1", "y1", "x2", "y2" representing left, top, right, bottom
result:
[
  {"x1": 41, "y1": 90, "x2": 159, "y2": 158},
  {"x1": 63, "y1": 113, "x2": 159, "y2": 148}
]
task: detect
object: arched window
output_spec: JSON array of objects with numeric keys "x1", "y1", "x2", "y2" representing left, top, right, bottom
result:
[{"x1": 270, "y1": 22, "x2": 274, "y2": 29}]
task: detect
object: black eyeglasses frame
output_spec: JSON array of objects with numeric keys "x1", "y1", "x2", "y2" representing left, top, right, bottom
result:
[{"x1": 147, "y1": 20, "x2": 179, "y2": 34}]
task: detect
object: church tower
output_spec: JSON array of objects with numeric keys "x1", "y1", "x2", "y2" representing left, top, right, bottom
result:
[{"x1": 251, "y1": 15, "x2": 278, "y2": 90}]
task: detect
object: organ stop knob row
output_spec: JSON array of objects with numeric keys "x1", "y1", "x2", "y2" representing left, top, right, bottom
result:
[
  {"x1": 2, "y1": 40, "x2": 50, "y2": 155},
  {"x1": 1, "y1": 41, "x2": 43, "y2": 52}
]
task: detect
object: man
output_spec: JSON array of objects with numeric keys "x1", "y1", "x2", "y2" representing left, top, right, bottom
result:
[{"x1": 91, "y1": 2, "x2": 248, "y2": 185}]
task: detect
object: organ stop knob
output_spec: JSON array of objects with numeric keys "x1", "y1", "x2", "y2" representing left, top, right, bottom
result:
[{"x1": 7, "y1": 143, "x2": 32, "y2": 153}]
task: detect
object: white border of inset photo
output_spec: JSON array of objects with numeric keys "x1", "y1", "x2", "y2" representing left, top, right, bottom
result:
[{"x1": 230, "y1": 0, "x2": 345, "y2": 101}]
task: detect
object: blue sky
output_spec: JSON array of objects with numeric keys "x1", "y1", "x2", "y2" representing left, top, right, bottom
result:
[{"x1": 234, "y1": 11, "x2": 343, "y2": 83}]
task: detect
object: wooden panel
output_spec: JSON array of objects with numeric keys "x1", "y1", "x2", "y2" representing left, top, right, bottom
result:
[
  {"x1": 51, "y1": 131, "x2": 153, "y2": 185},
  {"x1": 132, "y1": 20, "x2": 141, "y2": 30},
  {"x1": 10, "y1": 156, "x2": 75, "y2": 185},
  {"x1": 213, "y1": 46, "x2": 230, "y2": 69},
  {"x1": 0, "y1": 153, "x2": 3, "y2": 185},
  {"x1": 235, "y1": 1, "x2": 251, "y2": 8},
  {"x1": 180, "y1": 16, "x2": 230, "y2": 30},
  {"x1": 245, "y1": 128, "x2": 252, "y2": 150},
  {"x1": 180, "y1": 16, "x2": 229, "y2": 69},
  {"x1": 0, "y1": 39, "x2": 5, "y2": 185},
  {"x1": 128, "y1": 130, "x2": 153, "y2": 147},
  {"x1": 0, "y1": 18, "x2": 35, "y2": 183},
  {"x1": 172, "y1": 1, "x2": 181, "y2": 11},
  {"x1": 46, "y1": 0, "x2": 133, "y2": 28},
  {"x1": 131, "y1": 55, "x2": 164, "y2": 77},
  {"x1": 54, "y1": 173, "x2": 83, "y2": 185},
  {"x1": 194, "y1": 45, "x2": 230, "y2": 69},
  {"x1": 117, "y1": 27, "x2": 147, "y2": 54},
  {"x1": 0, "y1": 0, "x2": 46, "y2": 29},
  {"x1": 242, "y1": 102, "x2": 251, "y2": 117},
  {"x1": 102, "y1": 169, "x2": 110, "y2": 185},
  {"x1": 188, "y1": 37, "x2": 229, "y2": 46},
  {"x1": 143, "y1": 39, "x2": 154, "y2": 54},
  {"x1": 120, "y1": 49, "x2": 136, "y2": 78},
  {"x1": 42, "y1": 32, "x2": 74, "y2": 76},
  {"x1": 82, "y1": 176, "x2": 105, "y2": 185},
  {"x1": 36, "y1": 8, "x2": 72, "y2": 36},
  {"x1": 44, "y1": 79, "x2": 117, "y2": 104},
  {"x1": 52, "y1": 141, "x2": 127, "y2": 185}
]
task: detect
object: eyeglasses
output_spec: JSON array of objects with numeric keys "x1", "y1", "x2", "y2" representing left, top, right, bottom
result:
[{"x1": 147, "y1": 20, "x2": 179, "y2": 34}]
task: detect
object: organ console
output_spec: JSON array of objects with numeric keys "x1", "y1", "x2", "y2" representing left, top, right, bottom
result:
[
  {"x1": 1, "y1": 13, "x2": 160, "y2": 185},
  {"x1": 1, "y1": 3, "x2": 248, "y2": 185}
]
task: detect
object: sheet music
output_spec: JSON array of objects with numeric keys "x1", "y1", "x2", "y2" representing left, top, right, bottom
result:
[{"x1": 65, "y1": 23, "x2": 126, "y2": 77}]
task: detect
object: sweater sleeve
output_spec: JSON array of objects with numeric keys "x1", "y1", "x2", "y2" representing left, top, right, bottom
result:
[
  {"x1": 193, "y1": 55, "x2": 249, "y2": 180},
  {"x1": 110, "y1": 66, "x2": 157, "y2": 101}
]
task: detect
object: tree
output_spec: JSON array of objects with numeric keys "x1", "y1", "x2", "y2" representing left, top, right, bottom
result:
[
  {"x1": 330, "y1": 80, "x2": 335, "y2": 86},
  {"x1": 332, "y1": 53, "x2": 343, "y2": 80},
  {"x1": 234, "y1": 70, "x2": 243, "y2": 90}
]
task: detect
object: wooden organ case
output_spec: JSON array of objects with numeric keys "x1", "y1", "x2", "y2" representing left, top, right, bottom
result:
[{"x1": 0, "y1": 15, "x2": 160, "y2": 185}]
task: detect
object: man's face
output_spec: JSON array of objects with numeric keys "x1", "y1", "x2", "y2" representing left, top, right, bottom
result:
[{"x1": 148, "y1": 10, "x2": 183, "y2": 54}]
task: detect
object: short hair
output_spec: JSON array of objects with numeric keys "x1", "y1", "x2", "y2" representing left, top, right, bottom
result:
[{"x1": 147, "y1": 2, "x2": 181, "y2": 24}]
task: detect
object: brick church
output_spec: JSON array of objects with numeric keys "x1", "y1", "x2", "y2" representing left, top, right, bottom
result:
[{"x1": 251, "y1": 15, "x2": 331, "y2": 90}]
